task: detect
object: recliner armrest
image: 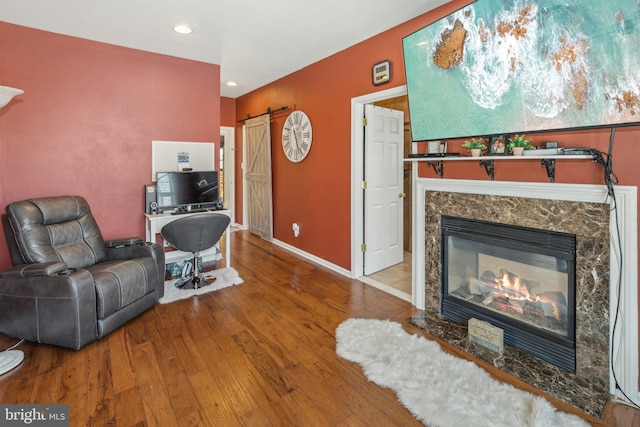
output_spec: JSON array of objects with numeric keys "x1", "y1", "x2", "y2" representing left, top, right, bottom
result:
[
  {"x1": 104, "y1": 237, "x2": 144, "y2": 248},
  {"x1": 0, "y1": 264, "x2": 98, "y2": 349},
  {"x1": 105, "y1": 241, "x2": 161, "y2": 260},
  {"x1": 0, "y1": 262, "x2": 70, "y2": 278}
]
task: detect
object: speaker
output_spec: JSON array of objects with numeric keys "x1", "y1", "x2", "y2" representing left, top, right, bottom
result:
[{"x1": 145, "y1": 185, "x2": 158, "y2": 214}]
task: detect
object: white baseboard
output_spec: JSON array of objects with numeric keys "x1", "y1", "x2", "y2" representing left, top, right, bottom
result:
[
  {"x1": 271, "y1": 239, "x2": 352, "y2": 278},
  {"x1": 271, "y1": 240, "x2": 411, "y2": 302}
]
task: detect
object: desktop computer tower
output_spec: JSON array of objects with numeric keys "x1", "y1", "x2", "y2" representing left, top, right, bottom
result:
[{"x1": 145, "y1": 185, "x2": 158, "y2": 214}]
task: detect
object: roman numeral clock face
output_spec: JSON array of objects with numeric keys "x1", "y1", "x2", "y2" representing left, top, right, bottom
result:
[{"x1": 282, "y1": 110, "x2": 313, "y2": 163}]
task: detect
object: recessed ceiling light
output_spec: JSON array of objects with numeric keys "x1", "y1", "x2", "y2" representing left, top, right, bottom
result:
[
  {"x1": 173, "y1": 25, "x2": 192, "y2": 34},
  {"x1": 226, "y1": 81, "x2": 237, "y2": 87}
]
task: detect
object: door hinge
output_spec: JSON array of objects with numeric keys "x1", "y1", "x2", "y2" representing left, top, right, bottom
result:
[
  {"x1": 361, "y1": 117, "x2": 368, "y2": 126},
  {"x1": 361, "y1": 243, "x2": 367, "y2": 252},
  {"x1": 361, "y1": 181, "x2": 367, "y2": 189}
]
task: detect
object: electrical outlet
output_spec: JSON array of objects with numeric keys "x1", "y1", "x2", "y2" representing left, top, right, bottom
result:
[{"x1": 292, "y1": 223, "x2": 300, "y2": 237}]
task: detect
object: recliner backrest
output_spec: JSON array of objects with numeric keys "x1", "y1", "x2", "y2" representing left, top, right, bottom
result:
[{"x1": 4, "y1": 195, "x2": 106, "y2": 268}]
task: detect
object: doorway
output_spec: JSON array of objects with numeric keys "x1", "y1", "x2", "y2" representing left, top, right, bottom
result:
[
  {"x1": 351, "y1": 86, "x2": 415, "y2": 304},
  {"x1": 220, "y1": 126, "x2": 235, "y2": 219}
]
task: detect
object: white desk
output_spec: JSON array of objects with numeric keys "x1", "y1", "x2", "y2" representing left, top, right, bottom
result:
[{"x1": 144, "y1": 210, "x2": 231, "y2": 268}]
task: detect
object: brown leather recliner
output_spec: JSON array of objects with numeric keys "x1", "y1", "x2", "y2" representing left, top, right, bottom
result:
[{"x1": 0, "y1": 195, "x2": 165, "y2": 349}]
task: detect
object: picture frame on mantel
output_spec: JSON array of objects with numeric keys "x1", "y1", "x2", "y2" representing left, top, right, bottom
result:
[
  {"x1": 489, "y1": 135, "x2": 508, "y2": 156},
  {"x1": 427, "y1": 141, "x2": 442, "y2": 154}
]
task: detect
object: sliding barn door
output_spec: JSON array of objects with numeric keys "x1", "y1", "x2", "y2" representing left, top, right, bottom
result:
[{"x1": 244, "y1": 115, "x2": 273, "y2": 240}]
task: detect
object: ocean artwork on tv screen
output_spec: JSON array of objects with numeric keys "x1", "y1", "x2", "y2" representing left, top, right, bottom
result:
[{"x1": 403, "y1": 0, "x2": 640, "y2": 141}]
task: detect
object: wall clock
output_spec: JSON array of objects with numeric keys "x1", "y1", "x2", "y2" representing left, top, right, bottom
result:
[{"x1": 282, "y1": 110, "x2": 313, "y2": 162}]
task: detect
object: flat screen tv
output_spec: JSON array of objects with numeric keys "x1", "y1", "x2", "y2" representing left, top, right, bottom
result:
[
  {"x1": 155, "y1": 171, "x2": 219, "y2": 212},
  {"x1": 403, "y1": 0, "x2": 640, "y2": 141}
]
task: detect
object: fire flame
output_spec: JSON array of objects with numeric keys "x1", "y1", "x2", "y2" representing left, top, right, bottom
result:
[{"x1": 489, "y1": 269, "x2": 562, "y2": 322}]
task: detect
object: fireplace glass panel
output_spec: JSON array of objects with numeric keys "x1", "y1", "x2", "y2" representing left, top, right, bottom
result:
[
  {"x1": 440, "y1": 215, "x2": 577, "y2": 371},
  {"x1": 446, "y1": 236, "x2": 569, "y2": 338}
]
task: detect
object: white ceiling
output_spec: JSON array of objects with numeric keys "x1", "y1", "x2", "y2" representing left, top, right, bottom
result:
[{"x1": 0, "y1": 0, "x2": 448, "y2": 98}]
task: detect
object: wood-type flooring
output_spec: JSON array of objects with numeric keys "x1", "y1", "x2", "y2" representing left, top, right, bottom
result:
[{"x1": 0, "y1": 231, "x2": 637, "y2": 426}]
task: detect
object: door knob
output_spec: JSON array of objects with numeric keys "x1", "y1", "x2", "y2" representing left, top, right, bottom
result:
[{"x1": 399, "y1": 192, "x2": 406, "y2": 199}]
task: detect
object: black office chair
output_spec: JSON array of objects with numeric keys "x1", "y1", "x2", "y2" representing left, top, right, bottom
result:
[{"x1": 160, "y1": 213, "x2": 231, "y2": 290}]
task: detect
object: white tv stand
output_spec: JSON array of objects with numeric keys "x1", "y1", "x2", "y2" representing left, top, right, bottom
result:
[{"x1": 144, "y1": 210, "x2": 232, "y2": 268}]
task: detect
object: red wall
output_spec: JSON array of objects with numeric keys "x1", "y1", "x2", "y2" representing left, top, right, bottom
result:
[
  {"x1": 235, "y1": 0, "x2": 640, "y2": 272},
  {"x1": 220, "y1": 97, "x2": 236, "y2": 127},
  {"x1": 0, "y1": 22, "x2": 220, "y2": 270}
]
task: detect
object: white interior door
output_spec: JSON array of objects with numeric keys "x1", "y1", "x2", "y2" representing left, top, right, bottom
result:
[{"x1": 363, "y1": 104, "x2": 404, "y2": 275}]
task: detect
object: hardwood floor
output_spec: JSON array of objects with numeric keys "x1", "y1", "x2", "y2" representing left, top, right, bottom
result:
[{"x1": 0, "y1": 230, "x2": 638, "y2": 426}]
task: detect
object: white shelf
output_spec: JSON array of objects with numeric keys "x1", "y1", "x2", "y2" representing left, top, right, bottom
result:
[
  {"x1": 404, "y1": 154, "x2": 593, "y2": 162},
  {"x1": 404, "y1": 154, "x2": 595, "y2": 182}
]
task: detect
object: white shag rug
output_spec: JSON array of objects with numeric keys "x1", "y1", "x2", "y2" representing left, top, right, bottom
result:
[
  {"x1": 335, "y1": 318, "x2": 589, "y2": 427},
  {"x1": 159, "y1": 267, "x2": 243, "y2": 304}
]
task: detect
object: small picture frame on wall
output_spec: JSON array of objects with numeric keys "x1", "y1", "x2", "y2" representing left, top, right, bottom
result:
[{"x1": 489, "y1": 135, "x2": 508, "y2": 155}]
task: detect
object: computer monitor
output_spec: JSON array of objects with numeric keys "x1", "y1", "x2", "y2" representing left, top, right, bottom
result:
[{"x1": 155, "y1": 171, "x2": 219, "y2": 212}]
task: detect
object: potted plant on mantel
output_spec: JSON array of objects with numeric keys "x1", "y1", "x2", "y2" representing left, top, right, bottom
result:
[
  {"x1": 508, "y1": 134, "x2": 534, "y2": 156},
  {"x1": 462, "y1": 138, "x2": 487, "y2": 157}
]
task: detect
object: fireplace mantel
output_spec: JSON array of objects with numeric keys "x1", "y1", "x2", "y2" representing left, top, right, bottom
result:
[{"x1": 411, "y1": 178, "x2": 638, "y2": 404}]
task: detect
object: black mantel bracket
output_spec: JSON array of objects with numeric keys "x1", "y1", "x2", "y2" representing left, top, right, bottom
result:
[
  {"x1": 479, "y1": 159, "x2": 495, "y2": 180},
  {"x1": 541, "y1": 159, "x2": 556, "y2": 183},
  {"x1": 427, "y1": 160, "x2": 444, "y2": 178}
]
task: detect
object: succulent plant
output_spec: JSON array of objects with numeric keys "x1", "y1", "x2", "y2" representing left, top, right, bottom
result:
[
  {"x1": 462, "y1": 138, "x2": 487, "y2": 150},
  {"x1": 508, "y1": 134, "x2": 534, "y2": 150}
]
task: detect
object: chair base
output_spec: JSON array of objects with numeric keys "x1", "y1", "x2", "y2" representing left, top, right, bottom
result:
[
  {"x1": 174, "y1": 274, "x2": 217, "y2": 290},
  {"x1": 173, "y1": 254, "x2": 219, "y2": 290}
]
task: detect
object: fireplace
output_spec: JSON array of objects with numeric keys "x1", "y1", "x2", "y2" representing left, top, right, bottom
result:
[
  {"x1": 407, "y1": 180, "x2": 638, "y2": 417},
  {"x1": 440, "y1": 215, "x2": 576, "y2": 372}
]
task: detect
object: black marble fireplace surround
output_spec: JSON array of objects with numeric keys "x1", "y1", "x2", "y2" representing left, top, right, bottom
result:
[{"x1": 409, "y1": 191, "x2": 610, "y2": 417}]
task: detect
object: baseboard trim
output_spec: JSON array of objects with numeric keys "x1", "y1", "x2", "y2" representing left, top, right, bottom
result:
[{"x1": 271, "y1": 239, "x2": 352, "y2": 278}]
